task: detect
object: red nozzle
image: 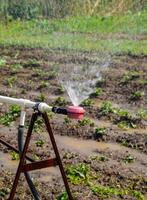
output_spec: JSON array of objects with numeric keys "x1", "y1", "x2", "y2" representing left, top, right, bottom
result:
[{"x1": 67, "y1": 106, "x2": 85, "y2": 119}]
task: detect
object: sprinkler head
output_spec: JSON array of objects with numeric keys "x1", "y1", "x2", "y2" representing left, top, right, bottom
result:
[{"x1": 67, "y1": 106, "x2": 85, "y2": 119}]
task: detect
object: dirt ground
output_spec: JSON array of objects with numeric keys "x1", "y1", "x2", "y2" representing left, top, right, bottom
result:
[{"x1": 0, "y1": 47, "x2": 147, "y2": 200}]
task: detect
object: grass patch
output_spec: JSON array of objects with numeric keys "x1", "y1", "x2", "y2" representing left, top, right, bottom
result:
[{"x1": 0, "y1": 10, "x2": 147, "y2": 55}]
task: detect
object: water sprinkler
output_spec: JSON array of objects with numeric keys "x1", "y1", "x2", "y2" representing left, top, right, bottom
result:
[
  {"x1": 0, "y1": 95, "x2": 85, "y2": 200},
  {"x1": 52, "y1": 105, "x2": 85, "y2": 119}
]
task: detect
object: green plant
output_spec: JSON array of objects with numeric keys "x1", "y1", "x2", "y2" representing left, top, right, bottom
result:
[
  {"x1": 90, "y1": 155, "x2": 108, "y2": 162},
  {"x1": 0, "y1": 58, "x2": 6, "y2": 67},
  {"x1": 10, "y1": 151, "x2": 19, "y2": 160},
  {"x1": 54, "y1": 97, "x2": 67, "y2": 106},
  {"x1": 94, "y1": 127, "x2": 106, "y2": 138},
  {"x1": 99, "y1": 101, "x2": 116, "y2": 115},
  {"x1": 122, "y1": 154, "x2": 135, "y2": 164},
  {"x1": 0, "y1": 188, "x2": 10, "y2": 198},
  {"x1": 37, "y1": 93, "x2": 46, "y2": 102},
  {"x1": 137, "y1": 109, "x2": 147, "y2": 120},
  {"x1": 56, "y1": 86, "x2": 65, "y2": 94},
  {"x1": 91, "y1": 87, "x2": 102, "y2": 97},
  {"x1": 66, "y1": 163, "x2": 94, "y2": 185},
  {"x1": 12, "y1": 64, "x2": 23, "y2": 72},
  {"x1": 117, "y1": 120, "x2": 137, "y2": 130},
  {"x1": 35, "y1": 139, "x2": 44, "y2": 147},
  {"x1": 130, "y1": 91, "x2": 144, "y2": 101},
  {"x1": 7, "y1": 77, "x2": 17, "y2": 88},
  {"x1": 64, "y1": 117, "x2": 71, "y2": 124},
  {"x1": 0, "y1": 105, "x2": 21, "y2": 126},
  {"x1": 57, "y1": 192, "x2": 68, "y2": 200},
  {"x1": 81, "y1": 99, "x2": 93, "y2": 106},
  {"x1": 78, "y1": 118, "x2": 94, "y2": 127},
  {"x1": 91, "y1": 184, "x2": 144, "y2": 200},
  {"x1": 33, "y1": 118, "x2": 44, "y2": 133},
  {"x1": 121, "y1": 71, "x2": 140, "y2": 84},
  {"x1": 38, "y1": 81, "x2": 49, "y2": 89}
]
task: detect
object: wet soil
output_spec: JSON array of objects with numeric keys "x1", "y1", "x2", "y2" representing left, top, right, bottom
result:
[{"x1": 0, "y1": 47, "x2": 147, "y2": 200}]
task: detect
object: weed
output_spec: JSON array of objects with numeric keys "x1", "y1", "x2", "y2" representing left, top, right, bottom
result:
[
  {"x1": 0, "y1": 105, "x2": 21, "y2": 126},
  {"x1": 10, "y1": 151, "x2": 19, "y2": 160},
  {"x1": 0, "y1": 188, "x2": 10, "y2": 198},
  {"x1": 90, "y1": 155, "x2": 108, "y2": 162},
  {"x1": 81, "y1": 99, "x2": 93, "y2": 106},
  {"x1": 117, "y1": 120, "x2": 137, "y2": 130},
  {"x1": 33, "y1": 118, "x2": 44, "y2": 133},
  {"x1": 78, "y1": 118, "x2": 94, "y2": 127},
  {"x1": 27, "y1": 59, "x2": 40, "y2": 67},
  {"x1": 37, "y1": 93, "x2": 46, "y2": 102},
  {"x1": 90, "y1": 87, "x2": 102, "y2": 98},
  {"x1": 7, "y1": 76, "x2": 17, "y2": 88},
  {"x1": 33, "y1": 68, "x2": 45, "y2": 77},
  {"x1": 121, "y1": 71, "x2": 140, "y2": 84},
  {"x1": 66, "y1": 163, "x2": 95, "y2": 185},
  {"x1": 94, "y1": 127, "x2": 106, "y2": 138},
  {"x1": 137, "y1": 109, "x2": 147, "y2": 120},
  {"x1": 120, "y1": 140, "x2": 129, "y2": 147},
  {"x1": 55, "y1": 86, "x2": 65, "y2": 95},
  {"x1": 54, "y1": 97, "x2": 67, "y2": 106},
  {"x1": 38, "y1": 81, "x2": 49, "y2": 89},
  {"x1": 130, "y1": 91, "x2": 144, "y2": 101},
  {"x1": 57, "y1": 192, "x2": 68, "y2": 200},
  {"x1": 138, "y1": 79, "x2": 147, "y2": 86},
  {"x1": 0, "y1": 58, "x2": 6, "y2": 67},
  {"x1": 33, "y1": 154, "x2": 40, "y2": 161},
  {"x1": 99, "y1": 101, "x2": 116, "y2": 115},
  {"x1": 12, "y1": 64, "x2": 23, "y2": 72},
  {"x1": 35, "y1": 139, "x2": 44, "y2": 147},
  {"x1": 64, "y1": 117, "x2": 71, "y2": 124},
  {"x1": 48, "y1": 70, "x2": 57, "y2": 80},
  {"x1": 91, "y1": 184, "x2": 144, "y2": 200},
  {"x1": 122, "y1": 154, "x2": 135, "y2": 164}
]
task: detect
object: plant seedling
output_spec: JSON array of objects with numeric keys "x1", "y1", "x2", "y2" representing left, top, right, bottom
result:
[
  {"x1": 35, "y1": 139, "x2": 44, "y2": 147},
  {"x1": 54, "y1": 97, "x2": 67, "y2": 106},
  {"x1": 10, "y1": 151, "x2": 19, "y2": 160},
  {"x1": 81, "y1": 99, "x2": 93, "y2": 106},
  {"x1": 7, "y1": 77, "x2": 17, "y2": 88},
  {"x1": 94, "y1": 127, "x2": 106, "y2": 138},
  {"x1": 122, "y1": 155, "x2": 135, "y2": 164},
  {"x1": 57, "y1": 192, "x2": 68, "y2": 200},
  {"x1": 130, "y1": 91, "x2": 144, "y2": 101},
  {"x1": 0, "y1": 58, "x2": 6, "y2": 67}
]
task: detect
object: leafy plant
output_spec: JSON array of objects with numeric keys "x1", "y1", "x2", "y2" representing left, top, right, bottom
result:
[
  {"x1": 99, "y1": 101, "x2": 116, "y2": 115},
  {"x1": 0, "y1": 105, "x2": 21, "y2": 126},
  {"x1": 35, "y1": 139, "x2": 44, "y2": 147},
  {"x1": 0, "y1": 58, "x2": 6, "y2": 67},
  {"x1": 130, "y1": 91, "x2": 144, "y2": 101},
  {"x1": 81, "y1": 99, "x2": 93, "y2": 106},
  {"x1": 7, "y1": 77, "x2": 17, "y2": 88},
  {"x1": 54, "y1": 97, "x2": 67, "y2": 106},
  {"x1": 117, "y1": 120, "x2": 137, "y2": 130},
  {"x1": 57, "y1": 192, "x2": 68, "y2": 200},
  {"x1": 91, "y1": 184, "x2": 144, "y2": 200},
  {"x1": 94, "y1": 127, "x2": 106, "y2": 138},
  {"x1": 78, "y1": 118, "x2": 94, "y2": 127},
  {"x1": 121, "y1": 71, "x2": 140, "y2": 84},
  {"x1": 10, "y1": 151, "x2": 19, "y2": 160},
  {"x1": 90, "y1": 87, "x2": 102, "y2": 97},
  {"x1": 137, "y1": 109, "x2": 147, "y2": 120},
  {"x1": 0, "y1": 188, "x2": 10, "y2": 198},
  {"x1": 66, "y1": 163, "x2": 94, "y2": 185},
  {"x1": 122, "y1": 154, "x2": 135, "y2": 164}
]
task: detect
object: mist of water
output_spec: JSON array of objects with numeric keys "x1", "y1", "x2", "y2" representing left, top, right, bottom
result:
[{"x1": 59, "y1": 53, "x2": 111, "y2": 106}]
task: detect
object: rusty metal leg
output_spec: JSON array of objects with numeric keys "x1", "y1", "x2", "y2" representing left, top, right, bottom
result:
[
  {"x1": 8, "y1": 112, "x2": 38, "y2": 200},
  {"x1": 42, "y1": 113, "x2": 74, "y2": 200}
]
